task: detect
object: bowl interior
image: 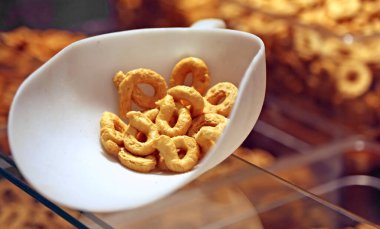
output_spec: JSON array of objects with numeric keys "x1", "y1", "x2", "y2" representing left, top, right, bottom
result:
[{"x1": 8, "y1": 28, "x2": 265, "y2": 211}]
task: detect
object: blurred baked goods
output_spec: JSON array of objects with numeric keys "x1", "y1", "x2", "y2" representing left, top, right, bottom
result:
[
  {"x1": 115, "y1": 0, "x2": 186, "y2": 29},
  {"x1": 1, "y1": 27, "x2": 85, "y2": 62},
  {"x1": 173, "y1": 0, "x2": 380, "y2": 133},
  {"x1": 0, "y1": 179, "x2": 80, "y2": 229}
]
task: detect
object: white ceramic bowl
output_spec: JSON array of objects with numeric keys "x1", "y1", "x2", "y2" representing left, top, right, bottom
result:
[{"x1": 8, "y1": 19, "x2": 266, "y2": 212}]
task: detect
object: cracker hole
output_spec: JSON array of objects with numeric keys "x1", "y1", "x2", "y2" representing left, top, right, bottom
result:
[
  {"x1": 136, "y1": 83, "x2": 155, "y2": 96},
  {"x1": 347, "y1": 71, "x2": 358, "y2": 82},
  {"x1": 177, "y1": 149, "x2": 187, "y2": 159},
  {"x1": 214, "y1": 95, "x2": 226, "y2": 105},
  {"x1": 183, "y1": 73, "x2": 193, "y2": 87},
  {"x1": 136, "y1": 132, "x2": 147, "y2": 142},
  {"x1": 208, "y1": 92, "x2": 226, "y2": 105},
  {"x1": 168, "y1": 111, "x2": 179, "y2": 128}
]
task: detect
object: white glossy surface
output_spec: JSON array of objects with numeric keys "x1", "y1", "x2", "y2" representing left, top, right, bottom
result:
[{"x1": 8, "y1": 20, "x2": 266, "y2": 212}]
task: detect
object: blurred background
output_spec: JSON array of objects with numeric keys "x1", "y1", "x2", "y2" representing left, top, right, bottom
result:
[
  {"x1": 1, "y1": 0, "x2": 380, "y2": 228},
  {"x1": 2, "y1": 0, "x2": 380, "y2": 135}
]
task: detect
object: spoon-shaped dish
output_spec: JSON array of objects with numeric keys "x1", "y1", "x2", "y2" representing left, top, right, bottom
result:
[{"x1": 8, "y1": 19, "x2": 266, "y2": 212}]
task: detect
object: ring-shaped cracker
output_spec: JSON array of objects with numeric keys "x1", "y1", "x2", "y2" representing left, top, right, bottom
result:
[
  {"x1": 100, "y1": 112, "x2": 128, "y2": 156},
  {"x1": 116, "y1": 69, "x2": 167, "y2": 118},
  {"x1": 170, "y1": 57, "x2": 210, "y2": 95},
  {"x1": 187, "y1": 113, "x2": 228, "y2": 137},
  {"x1": 155, "y1": 95, "x2": 192, "y2": 137},
  {"x1": 153, "y1": 135, "x2": 200, "y2": 173},
  {"x1": 167, "y1": 85, "x2": 204, "y2": 117},
  {"x1": 118, "y1": 148, "x2": 157, "y2": 173},
  {"x1": 335, "y1": 61, "x2": 372, "y2": 99},
  {"x1": 123, "y1": 111, "x2": 160, "y2": 156},
  {"x1": 204, "y1": 82, "x2": 238, "y2": 117}
]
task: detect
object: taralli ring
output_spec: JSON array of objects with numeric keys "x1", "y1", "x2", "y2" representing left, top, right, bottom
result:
[
  {"x1": 118, "y1": 148, "x2": 157, "y2": 173},
  {"x1": 155, "y1": 95, "x2": 192, "y2": 137},
  {"x1": 123, "y1": 111, "x2": 160, "y2": 156},
  {"x1": 115, "y1": 68, "x2": 167, "y2": 118},
  {"x1": 187, "y1": 113, "x2": 228, "y2": 137},
  {"x1": 203, "y1": 82, "x2": 238, "y2": 117},
  {"x1": 167, "y1": 85, "x2": 205, "y2": 117},
  {"x1": 170, "y1": 57, "x2": 210, "y2": 95},
  {"x1": 153, "y1": 135, "x2": 200, "y2": 173},
  {"x1": 100, "y1": 112, "x2": 128, "y2": 156},
  {"x1": 335, "y1": 60, "x2": 372, "y2": 99}
]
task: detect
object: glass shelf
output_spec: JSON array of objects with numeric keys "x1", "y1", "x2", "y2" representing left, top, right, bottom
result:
[
  {"x1": 1, "y1": 96, "x2": 379, "y2": 228},
  {"x1": 0, "y1": 139, "x2": 377, "y2": 229}
]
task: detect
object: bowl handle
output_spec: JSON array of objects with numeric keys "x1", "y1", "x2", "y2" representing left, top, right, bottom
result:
[{"x1": 190, "y1": 19, "x2": 226, "y2": 29}]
